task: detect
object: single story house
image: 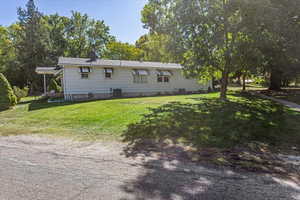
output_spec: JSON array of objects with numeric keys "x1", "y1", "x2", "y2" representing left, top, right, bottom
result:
[{"x1": 37, "y1": 57, "x2": 212, "y2": 101}]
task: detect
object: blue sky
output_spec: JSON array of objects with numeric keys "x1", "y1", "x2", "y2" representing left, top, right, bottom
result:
[{"x1": 0, "y1": 0, "x2": 148, "y2": 44}]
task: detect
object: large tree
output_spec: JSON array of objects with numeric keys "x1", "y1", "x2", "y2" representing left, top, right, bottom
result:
[
  {"x1": 66, "y1": 11, "x2": 114, "y2": 58},
  {"x1": 103, "y1": 41, "x2": 143, "y2": 60},
  {"x1": 16, "y1": 0, "x2": 50, "y2": 90},
  {"x1": 136, "y1": 33, "x2": 174, "y2": 62},
  {"x1": 239, "y1": 0, "x2": 300, "y2": 90},
  {"x1": 0, "y1": 26, "x2": 15, "y2": 73},
  {"x1": 142, "y1": 0, "x2": 252, "y2": 99}
]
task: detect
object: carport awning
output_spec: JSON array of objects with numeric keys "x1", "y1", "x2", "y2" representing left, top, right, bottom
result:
[
  {"x1": 36, "y1": 67, "x2": 62, "y2": 95},
  {"x1": 36, "y1": 67, "x2": 62, "y2": 75}
]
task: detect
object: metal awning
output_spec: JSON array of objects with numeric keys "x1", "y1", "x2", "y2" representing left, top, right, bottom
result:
[
  {"x1": 36, "y1": 67, "x2": 62, "y2": 75},
  {"x1": 104, "y1": 68, "x2": 113, "y2": 73},
  {"x1": 132, "y1": 69, "x2": 149, "y2": 75},
  {"x1": 156, "y1": 70, "x2": 172, "y2": 76}
]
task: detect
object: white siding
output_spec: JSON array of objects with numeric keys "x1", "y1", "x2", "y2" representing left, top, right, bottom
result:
[{"x1": 63, "y1": 65, "x2": 211, "y2": 97}]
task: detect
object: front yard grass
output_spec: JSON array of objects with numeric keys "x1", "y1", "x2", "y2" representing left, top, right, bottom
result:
[
  {"x1": 0, "y1": 93, "x2": 219, "y2": 140},
  {"x1": 0, "y1": 91, "x2": 299, "y2": 148}
]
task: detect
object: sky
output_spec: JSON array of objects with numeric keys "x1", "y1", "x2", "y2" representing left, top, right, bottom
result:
[{"x1": 0, "y1": 0, "x2": 148, "y2": 44}]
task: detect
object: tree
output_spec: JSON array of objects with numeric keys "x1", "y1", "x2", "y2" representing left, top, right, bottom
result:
[
  {"x1": 0, "y1": 26, "x2": 15, "y2": 74},
  {"x1": 66, "y1": 11, "x2": 114, "y2": 58},
  {"x1": 103, "y1": 41, "x2": 143, "y2": 60},
  {"x1": 142, "y1": 0, "x2": 251, "y2": 99},
  {"x1": 232, "y1": 34, "x2": 263, "y2": 91},
  {"x1": 44, "y1": 14, "x2": 70, "y2": 62},
  {"x1": 136, "y1": 34, "x2": 174, "y2": 62},
  {"x1": 0, "y1": 73, "x2": 17, "y2": 110},
  {"x1": 239, "y1": 0, "x2": 300, "y2": 90},
  {"x1": 16, "y1": 0, "x2": 51, "y2": 91},
  {"x1": 48, "y1": 78, "x2": 61, "y2": 93}
]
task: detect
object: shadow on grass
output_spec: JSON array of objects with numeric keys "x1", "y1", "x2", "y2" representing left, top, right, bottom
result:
[
  {"x1": 123, "y1": 93, "x2": 294, "y2": 154},
  {"x1": 119, "y1": 93, "x2": 300, "y2": 199},
  {"x1": 28, "y1": 99, "x2": 72, "y2": 111}
]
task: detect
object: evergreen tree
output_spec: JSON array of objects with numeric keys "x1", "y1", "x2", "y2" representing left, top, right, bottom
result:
[
  {"x1": 48, "y1": 78, "x2": 61, "y2": 93},
  {"x1": 16, "y1": 0, "x2": 50, "y2": 91},
  {"x1": 0, "y1": 73, "x2": 17, "y2": 110}
]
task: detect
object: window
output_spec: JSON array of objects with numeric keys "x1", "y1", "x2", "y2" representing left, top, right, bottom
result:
[
  {"x1": 104, "y1": 68, "x2": 113, "y2": 78},
  {"x1": 79, "y1": 67, "x2": 91, "y2": 79},
  {"x1": 157, "y1": 75, "x2": 163, "y2": 82},
  {"x1": 79, "y1": 67, "x2": 91, "y2": 73},
  {"x1": 132, "y1": 69, "x2": 149, "y2": 84},
  {"x1": 157, "y1": 70, "x2": 171, "y2": 83},
  {"x1": 164, "y1": 76, "x2": 169, "y2": 83},
  {"x1": 81, "y1": 73, "x2": 89, "y2": 79},
  {"x1": 133, "y1": 75, "x2": 148, "y2": 83}
]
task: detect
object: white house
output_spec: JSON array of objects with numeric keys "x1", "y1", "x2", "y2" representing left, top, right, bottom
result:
[{"x1": 37, "y1": 57, "x2": 212, "y2": 101}]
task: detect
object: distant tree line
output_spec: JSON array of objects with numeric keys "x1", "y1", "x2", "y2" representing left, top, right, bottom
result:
[
  {"x1": 0, "y1": 0, "x2": 147, "y2": 92},
  {"x1": 1, "y1": 0, "x2": 299, "y2": 98}
]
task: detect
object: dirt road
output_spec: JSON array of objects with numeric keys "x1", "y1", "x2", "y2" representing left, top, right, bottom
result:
[{"x1": 0, "y1": 135, "x2": 299, "y2": 200}]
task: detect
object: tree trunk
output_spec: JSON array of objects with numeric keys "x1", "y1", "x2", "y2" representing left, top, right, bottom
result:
[
  {"x1": 211, "y1": 76, "x2": 216, "y2": 91},
  {"x1": 242, "y1": 74, "x2": 246, "y2": 91},
  {"x1": 237, "y1": 73, "x2": 242, "y2": 86},
  {"x1": 269, "y1": 68, "x2": 282, "y2": 90},
  {"x1": 220, "y1": 70, "x2": 229, "y2": 100}
]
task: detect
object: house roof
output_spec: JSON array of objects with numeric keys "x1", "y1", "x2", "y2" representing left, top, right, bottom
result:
[{"x1": 58, "y1": 57, "x2": 183, "y2": 69}]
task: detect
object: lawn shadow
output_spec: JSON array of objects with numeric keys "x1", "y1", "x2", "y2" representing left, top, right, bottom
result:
[
  {"x1": 120, "y1": 93, "x2": 300, "y2": 199},
  {"x1": 28, "y1": 99, "x2": 72, "y2": 111},
  {"x1": 122, "y1": 93, "x2": 289, "y2": 151}
]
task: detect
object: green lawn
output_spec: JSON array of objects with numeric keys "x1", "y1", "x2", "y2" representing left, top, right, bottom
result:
[
  {"x1": 0, "y1": 93, "x2": 219, "y2": 140},
  {"x1": 0, "y1": 92, "x2": 299, "y2": 148}
]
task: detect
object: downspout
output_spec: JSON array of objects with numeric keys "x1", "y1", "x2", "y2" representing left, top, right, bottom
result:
[{"x1": 62, "y1": 66, "x2": 68, "y2": 101}]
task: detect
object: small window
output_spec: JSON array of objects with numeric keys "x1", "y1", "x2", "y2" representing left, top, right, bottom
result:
[
  {"x1": 164, "y1": 76, "x2": 169, "y2": 83},
  {"x1": 133, "y1": 75, "x2": 148, "y2": 84},
  {"x1": 132, "y1": 69, "x2": 148, "y2": 84},
  {"x1": 81, "y1": 73, "x2": 89, "y2": 79},
  {"x1": 157, "y1": 75, "x2": 170, "y2": 83},
  {"x1": 79, "y1": 67, "x2": 91, "y2": 73},
  {"x1": 104, "y1": 68, "x2": 113, "y2": 78},
  {"x1": 157, "y1": 75, "x2": 163, "y2": 82}
]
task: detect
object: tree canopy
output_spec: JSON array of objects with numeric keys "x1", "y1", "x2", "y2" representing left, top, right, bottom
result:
[
  {"x1": 141, "y1": 0, "x2": 300, "y2": 99},
  {"x1": 0, "y1": 0, "x2": 115, "y2": 91}
]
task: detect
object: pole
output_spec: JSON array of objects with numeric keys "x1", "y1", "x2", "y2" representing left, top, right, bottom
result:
[{"x1": 43, "y1": 74, "x2": 47, "y2": 95}]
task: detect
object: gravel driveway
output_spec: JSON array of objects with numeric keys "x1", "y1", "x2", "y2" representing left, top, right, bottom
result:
[{"x1": 0, "y1": 135, "x2": 299, "y2": 200}]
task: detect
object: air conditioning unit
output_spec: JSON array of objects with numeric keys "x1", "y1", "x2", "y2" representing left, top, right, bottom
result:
[{"x1": 113, "y1": 89, "x2": 122, "y2": 98}]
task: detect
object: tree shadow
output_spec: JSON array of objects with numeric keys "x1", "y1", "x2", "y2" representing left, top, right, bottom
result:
[
  {"x1": 28, "y1": 99, "x2": 72, "y2": 111},
  {"x1": 120, "y1": 93, "x2": 300, "y2": 199},
  {"x1": 123, "y1": 93, "x2": 289, "y2": 151},
  {"x1": 119, "y1": 147, "x2": 300, "y2": 200}
]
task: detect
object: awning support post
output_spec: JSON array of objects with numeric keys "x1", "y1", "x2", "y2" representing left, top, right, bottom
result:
[{"x1": 43, "y1": 74, "x2": 47, "y2": 95}]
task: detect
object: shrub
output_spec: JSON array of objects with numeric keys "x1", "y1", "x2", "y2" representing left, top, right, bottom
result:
[
  {"x1": 48, "y1": 78, "x2": 61, "y2": 93},
  {"x1": 0, "y1": 73, "x2": 17, "y2": 110},
  {"x1": 13, "y1": 86, "x2": 29, "y2": 102}
]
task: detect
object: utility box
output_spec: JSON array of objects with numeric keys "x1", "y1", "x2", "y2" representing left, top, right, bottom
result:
[{"x1": 113, "y1": 89, "x2": 122, "y2": 98}]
